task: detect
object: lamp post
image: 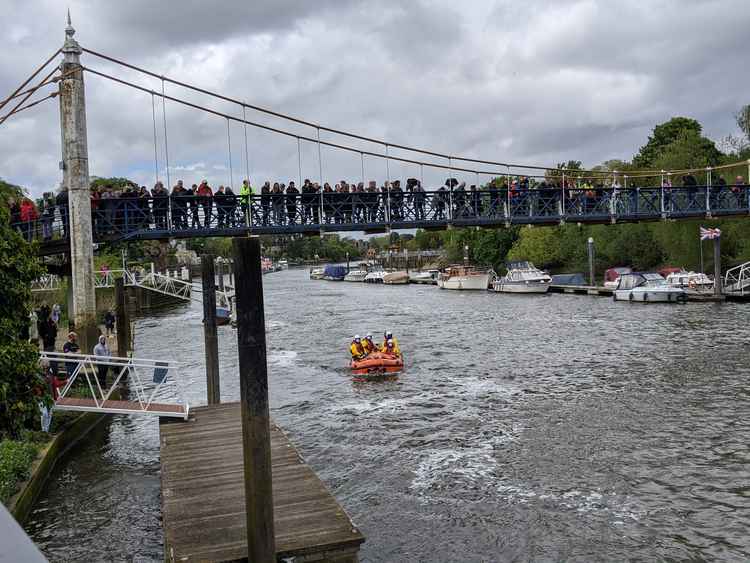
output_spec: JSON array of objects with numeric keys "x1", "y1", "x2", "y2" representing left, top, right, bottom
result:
[{"x1": 587, "y1": 237, "x2": 595, "y2": 286}]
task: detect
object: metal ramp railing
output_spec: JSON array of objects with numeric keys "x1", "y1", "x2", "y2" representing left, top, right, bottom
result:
[
  {"x1": 41, "y1": 351, "x2": 189, "y2": 419},
  {"x1": 724, "y1": 261, "x2": 750, "y2": 295}
]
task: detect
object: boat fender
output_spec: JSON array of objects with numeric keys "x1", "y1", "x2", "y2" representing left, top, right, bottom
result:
[
  {"x1": 629, "y1": 292, "x2": 634, "y2": 302},
  {"x1": 677, "y1": 293, "x2": 688, "y2": 304},
  {"x1": 643, "y1": 292, "x2": 648, "y2": 302}
]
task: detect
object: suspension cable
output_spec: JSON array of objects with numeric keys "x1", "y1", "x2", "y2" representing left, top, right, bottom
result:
[
  {"x1": 151, "y1": 92, "x2": 160, "y2": 184},
  {"x1": 161, "y1": 78, "x2": 171, "y2": 189},
  {"x1": 0, "y1": 48, "x2": 61, "y2": 112},
  {"x1": 316, "y1": 128, "x2": 323, "y2": 187},
  {"x1": 227, "y1": 118, "x2": 234, "y2": 189},
  {"x1": 82, "y1": 66, "x2": 736, "y2": 182},
  {"x1": 81, "y1": 46, "x2": 674, "y2": 177},
  {"x1": 297, "y1": 138, "x2": 302, "y2": 187},
  {"x1": 0, "y1": 66, "x2": 59, "y2": 126},
  {"x1": 0, "y1": 91, "x2": 58, "y2": 125},
  {"x1": 360, "y1": 152, "x2": 365, "y2": 186},
  {"x1": 242, "y1": 105, "x2": 250, "y2": 183}
]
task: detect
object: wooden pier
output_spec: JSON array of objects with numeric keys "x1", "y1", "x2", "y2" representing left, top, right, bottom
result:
[
  {"x1": 549, "y1": 284, "x2": 613, "y2": 296},
  {"x1": 160, "y1": 403, "x2": 364, "y2": 562}
]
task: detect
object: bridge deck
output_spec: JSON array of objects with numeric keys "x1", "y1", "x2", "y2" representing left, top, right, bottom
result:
[
  {"x1": 55, "y1": 397, "x2": 186, "y2": 417},
  {"x1": 159, "y1": 403, "x2": 364, "y2": 562}
]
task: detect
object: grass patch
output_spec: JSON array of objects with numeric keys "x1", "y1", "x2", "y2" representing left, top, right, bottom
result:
[{"x1": 0, "y1": 439, "x2": 41, "y2": 504}]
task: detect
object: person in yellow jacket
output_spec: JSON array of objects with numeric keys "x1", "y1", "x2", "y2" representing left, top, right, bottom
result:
[
  {"x1": 240, "y1": 179, "x2": 253, "y2": 220},
  {"x1": 379, "y1": 330, "x2": 400, "y2": 357},
  {"x1": 362, "y1": 333, "x2": 376, "y2": 355},
  {"x1": 350, "y1": 335, "x2": 366, "y2": 360}
]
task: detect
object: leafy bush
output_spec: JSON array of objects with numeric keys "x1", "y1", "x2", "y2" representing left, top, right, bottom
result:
[{"x1": 0, "y1": 439, "x2": 40, "y2": 504}]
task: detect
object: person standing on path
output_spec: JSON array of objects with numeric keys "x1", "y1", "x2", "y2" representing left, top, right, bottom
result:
[
  {"x1": 51, "y1": 303, "x2": 61, "y2": 325},
  {"x1": 62, "y1": 332, "x2": 80, "y2": 379},
  {"x1": 93, "y1": 335, "x2": 112, "y2": 389},
  {"x1": 104, "y1": 310, "x2": 116, "y2": 337}
]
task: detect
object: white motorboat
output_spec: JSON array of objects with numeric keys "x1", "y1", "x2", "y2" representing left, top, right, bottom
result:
[
  {"x1": 277, "y1": 259, "x2": 289, "y2": 270},
  {"x1": 364, "y1": 265, "x2": 386, "y2": 283},
  {"x1": 437, "y1": 266, "x2": 494, "y2": 290},
  {"x1": 493, "y1": 261, "x2": 551, "y2": 293},
  {"x1": 409, "y1": 270, "x2": 440, "y2": 285},
  {"x1": 383, "y1": 271, "x2": 409, "y2": 285},
  {"x1": 613, "y1": 273, "x2": 687, "y2": 303},
  {"x1": 665, "y1": 270, "x2": 713, "y2": 290},
  {"x1": 603, "y1": 266, "x2": 632, "y2": 289},
  {"x1": 343, "y1": 268, "x2": 368, "y2": 282},
  {"x1": 309, "y1": 267, "x2": 325, "y2": 280}
]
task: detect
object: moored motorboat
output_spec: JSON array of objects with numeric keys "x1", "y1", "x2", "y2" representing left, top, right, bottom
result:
[
  {"x1": 216, "y1": 306, "x2": 231, "y2": 326},
  {"x1": 604, "y1": 266, "x2": 632, "y2": 289},
  {"x1": 309, "y1": 267, "x2": 325, "y2": 280},
  {"x1": 322, "y1": 265, "x2": 347, "y2": 281},
  {"x1": 437, "y1": 265, "x2": 494, "y2": 290},
  {"x1": 383, "y1": 271, "x2": 409, "y2": 285},
  {"x1": 493, "y1": 261, "x2": 551, "y2": 293},
  {"x1": 364, "y1": 265, "x2": 386, "y2": 283},
  {"x1": 343, "y1": 267, "x2": 368, "y2": 282},
  {"x1": 409, "y1": 270, "x2": 440, "y2": 284},
  {"x1": 664, "y1": 270, "x2": 713, "y2": 291},
  {"x1": 613, "y1": 272, "x2": 687, "y2": 303}
]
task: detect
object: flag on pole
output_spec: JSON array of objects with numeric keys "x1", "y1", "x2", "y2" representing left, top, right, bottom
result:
[{"x1": 700, "y1": 226, "x2": 721, "y2": 240}]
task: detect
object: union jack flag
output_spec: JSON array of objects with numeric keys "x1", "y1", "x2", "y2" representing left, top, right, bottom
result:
[{"x1": 700, "y1": 226, "x2": 721, "y2": 240}]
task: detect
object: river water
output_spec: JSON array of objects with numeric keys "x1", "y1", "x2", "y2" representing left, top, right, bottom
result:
[{"x1": 25, "y1": 269, "x2": 750, "y2": 562}]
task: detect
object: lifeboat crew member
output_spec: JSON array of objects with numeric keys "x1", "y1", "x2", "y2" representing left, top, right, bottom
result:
[
  {"x1": 362, "y1": 333, "x2": 376, "y2": 355},
  {"x1": 383, "y1": 339, "x2": 399, "y2": 357},
  {"x1": 380, "y1": 331, "x2": 400, "y2": 356},
  {"x1": 350, "y1": 335, "x2": 366, "y2": 360}
]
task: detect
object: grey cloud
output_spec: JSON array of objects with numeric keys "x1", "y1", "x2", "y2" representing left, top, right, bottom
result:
[{"x1": 1, "y1": 0, "x2": 749, "y2": 197}]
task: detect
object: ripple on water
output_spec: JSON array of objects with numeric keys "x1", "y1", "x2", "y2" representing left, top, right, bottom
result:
[{"x1": 24, "y1": 271, "x2": 750, "y2": 562}]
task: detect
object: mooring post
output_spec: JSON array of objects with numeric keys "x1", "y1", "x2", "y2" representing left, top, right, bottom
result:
[
  {"x1": 60, "y1": 14, "x2": 98, "y2": 352},
  {"x1": 587, "y1": 237, "x2": 595, "y2": 286},
  {"x1": 714, "y1": 235, "x2": 722, "y2": 296},
  {"x1": 115, "y1": 277, "x2": 130, "y2": 357},
  {"x1": 232, "y1": 237, "x2": 276, "y2": 563},
  {"x1": 201, "y1": 254, "x2": 220, "y2": 404}
]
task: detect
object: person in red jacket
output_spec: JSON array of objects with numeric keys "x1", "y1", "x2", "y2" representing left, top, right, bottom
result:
[
  {"x1": 196, "y1": 180, "x2": 214, "y2": 227},
  {"x1": 19, "y1": 198, "x2": 38, "y2": 241}
]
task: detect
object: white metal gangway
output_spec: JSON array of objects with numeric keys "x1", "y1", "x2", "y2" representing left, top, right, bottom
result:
[
  {"x1": 724, "y1": 261, "x2": 750, "y2": 296},
  {"x1": 41, "y1": 351, "x2": 189, "y2": 419}
]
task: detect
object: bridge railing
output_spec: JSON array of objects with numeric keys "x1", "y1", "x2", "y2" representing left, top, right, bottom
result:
[
  {"x1": 41, "y1": 350, "x2": 189, "y2": 419},
  {"x1": 13, "y1": 186, "x2": 750, "y2": 245}
]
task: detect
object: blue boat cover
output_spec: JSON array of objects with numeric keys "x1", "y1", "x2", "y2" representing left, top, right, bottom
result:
[
  {"x1": 550, "y1": 273, "x2": 586, "y2": 286},
  {"x1": 323, "y1": 265, "x2": 348, "y2": 279}
]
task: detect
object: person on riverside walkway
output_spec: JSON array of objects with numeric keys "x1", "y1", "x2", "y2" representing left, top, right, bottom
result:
[
  {"x1": 362, "y1": 333, "x2": 376, "y2": 355},
  {"x1": 51, "y1": 303, "x2": 61, "y2": 325},
  {"x1": 380, "y1": 330, "x2": 401, "y2": 356},
  {"x1": 63, "y1": 332, "x2": 80, "y2": 379},
  {"x1": 104, "y1": 310, "x2": 115, "y2": 337},
  {"x1": 93, "y1": 335, "x2": 112, "y2": 388},
  {"x1": 350, "y1": 335, "x2": 366, "y2": 360}
]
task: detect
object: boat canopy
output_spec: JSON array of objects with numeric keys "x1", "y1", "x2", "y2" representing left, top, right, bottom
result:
[
  {"x1": 658, "y1": 266, "x2": 683, "y2": 278},
  {"x1": 506, "y1": 261, "x2": 533, "y2": 270},
  {"x1": 323, "y1": 265, "x2": 347, "y2": 279},
  {"x1": 550, "y1": 273, "x2": 586, "y2": 286},
  {"x1": 604, "y1": 266, "x2": 632, "y2": 282}
]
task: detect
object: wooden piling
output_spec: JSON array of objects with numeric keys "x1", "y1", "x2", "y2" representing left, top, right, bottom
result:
[
  {"x1": 714, "y1": 236, "x2": 722, "y2": 296},
  {"x1": 201, "y1": 254, "x2": 220, "y2": 405},
  {"x1": 232, "y1": 237, "x2": 276, "y2": 563},
  {"x1": 114, "y1": 277, "x2": 130, "y2": 357}
]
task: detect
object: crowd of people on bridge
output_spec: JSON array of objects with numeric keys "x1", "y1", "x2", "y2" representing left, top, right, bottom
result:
[{"x1": 8, "y1": 172, "x2": 748, "y2": 241}]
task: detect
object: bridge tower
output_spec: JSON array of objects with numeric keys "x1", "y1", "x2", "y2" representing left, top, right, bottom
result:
[{"x1": 59, "y1": 12, "x2": 97, "y2": 348}]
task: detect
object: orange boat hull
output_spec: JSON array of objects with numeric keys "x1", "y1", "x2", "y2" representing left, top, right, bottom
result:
[{"x1": 350, "y1": 352, "x2": 403, "y2": 371}]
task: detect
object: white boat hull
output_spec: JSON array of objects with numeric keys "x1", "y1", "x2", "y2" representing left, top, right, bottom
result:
[
  {"x1": 493, "y1": 281, "x2": 550, "y2": 294},
  {"x1": 613, "y1": 289, "x2": 686, "y2": 302},
  {"x1": 343, "y1": 272, "x2": 368, "y2": 282},
  {"x1": 438, "y1": 274, "x2": 491, "y2": 290}
]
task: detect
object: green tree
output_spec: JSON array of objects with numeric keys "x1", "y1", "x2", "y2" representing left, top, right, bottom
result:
[
  {"x1": 633, "y1": 117, "x2": 721, "y2": 169},
  {"x1": 0, "y1": 181, "x2": 46, "y2": 439},
  {"x1": 507, "y1": 226, "x2": 563, "y2": 268}
]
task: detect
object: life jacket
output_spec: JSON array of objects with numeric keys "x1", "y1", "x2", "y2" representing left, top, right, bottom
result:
[
  {"x1": 350, "y1": 341, "x2": 365, "y2": 358},
  {"x1": 362, "y1": 338, "x2": 375, "y2": 354},
  {"x1": 380, "y1": 337, "x2": 400, "y2": 356}
]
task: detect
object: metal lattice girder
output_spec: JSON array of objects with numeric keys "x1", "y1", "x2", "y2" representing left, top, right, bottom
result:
[
  {"x1": 724, "y1": 261, "x2": 750, "y2": 295},
  {"x1": 41, "y1": 350, "x2": 189, "y2": 419}
]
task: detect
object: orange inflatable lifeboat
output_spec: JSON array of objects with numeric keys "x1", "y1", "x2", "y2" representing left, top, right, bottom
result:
[{"x1": 350, "y1": 351, "x2": 403, "y2": 372}]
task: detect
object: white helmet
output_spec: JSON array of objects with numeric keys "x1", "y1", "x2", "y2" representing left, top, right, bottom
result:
[
  {"x1": 366, "y1": 333, "x2": 373, "y2": 339},
  {"x1": 354, "y1": 334, "x2": 361, "y2": 340},
  {"x1": 384, "y1": 330, "x2": 393, "y2": 339}
]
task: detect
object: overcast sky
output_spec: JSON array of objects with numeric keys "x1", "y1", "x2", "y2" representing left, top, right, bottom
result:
[{"x1": 2, "y1": 0, "x2": 749, "y2": 197}]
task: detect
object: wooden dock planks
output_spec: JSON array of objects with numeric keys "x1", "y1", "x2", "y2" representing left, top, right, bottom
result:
[{"x1": 160, "y1": 403, "x2": 364, "y2": 562}]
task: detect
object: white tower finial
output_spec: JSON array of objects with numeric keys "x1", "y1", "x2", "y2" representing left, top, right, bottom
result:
[{"x1": 63, "y1": 8, "x2": 81, "y2": 54}]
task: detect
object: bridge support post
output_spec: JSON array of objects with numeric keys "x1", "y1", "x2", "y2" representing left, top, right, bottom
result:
[
  {"x1": 714, "y1": 236, "x2": 722, "y2": 297},
  {"x1": 232, "y1": 237, "x2": 276, "y2": 563},
  {"x1": 59, "y1": 15, "x2": 97, "y2": 352},
  {"x1": 201, "y1": 255, "x2": 221, "y2": 405},
  {"x1": 115, "y1": 277, "x2": 130, "y2": 357}
]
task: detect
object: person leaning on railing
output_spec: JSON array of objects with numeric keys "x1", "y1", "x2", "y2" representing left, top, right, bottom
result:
[
  {"x1": 240, "y1": 179, "x2": 253, "y2": 222},
  {"x1": 732, "y1": 176, "x2": 747, "y2": 207}
]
